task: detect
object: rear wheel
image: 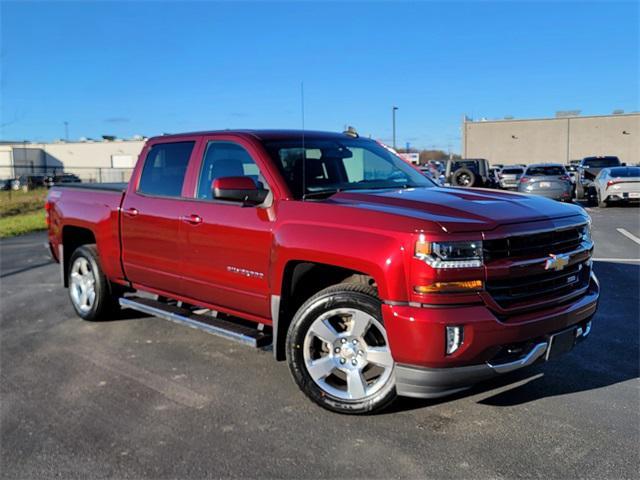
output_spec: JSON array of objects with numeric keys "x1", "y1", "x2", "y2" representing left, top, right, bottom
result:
[
  {"x1": 68, "y1": 245, "x2": 120, "y2": 321},
  {"x1": 286, "y1": 284, "x2": 397, "y2": 414}
]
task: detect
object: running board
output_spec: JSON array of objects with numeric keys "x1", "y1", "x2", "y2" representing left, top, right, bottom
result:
[{"x1": 119, "y1": 296, "x2": 272, "y2": 348}]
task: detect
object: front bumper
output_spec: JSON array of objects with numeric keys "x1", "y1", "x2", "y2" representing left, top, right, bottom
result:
[{"x1": 384, "y1": 272, "x2": 600, "y2": 399}]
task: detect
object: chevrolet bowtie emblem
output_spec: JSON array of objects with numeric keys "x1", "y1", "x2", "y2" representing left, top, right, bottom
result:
[{"x1": 545, "y1": 253, "x2": 570, "y2": 271}]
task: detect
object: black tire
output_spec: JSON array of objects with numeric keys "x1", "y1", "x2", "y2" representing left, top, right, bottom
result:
[
  {"x1": 286, "y1": 283, "x2": 397, "y2": 414},
  {"x1": 68, "y1": 245, "x2": 120, "y2": 321},
  {"x1": 576, "y1": 184, "x2": 584, "y2": 200},
  {"x1": 452, "y1": 168, "x2": 476, "y2": 187}
]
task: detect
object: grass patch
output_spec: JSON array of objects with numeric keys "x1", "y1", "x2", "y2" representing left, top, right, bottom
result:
[
  {"x1": 0, "y1": 188, "x2": 48, "y2": 237},
  {"x1": 0, "y1": 188, "x2": 48, "y2": 217},
  {"x1": 0, "y1": 210, "x2": 47, "y2": 238}
]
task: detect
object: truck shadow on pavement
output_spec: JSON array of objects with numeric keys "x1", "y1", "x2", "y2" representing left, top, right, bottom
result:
[{"x1": 388, "y1": 261, "x2": 639, "y2": 413}]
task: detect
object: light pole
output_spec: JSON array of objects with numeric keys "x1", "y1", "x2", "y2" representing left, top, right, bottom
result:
[
  {"x1": 64, "y1": 121, "x2": 69, "y2": 141},
  {"x1": 392, "y1": 106, "x2": 398, "y2": 150}
]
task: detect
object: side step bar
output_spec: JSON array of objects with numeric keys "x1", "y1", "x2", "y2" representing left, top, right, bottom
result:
[{"x1": 119, "y1": 296, "x2": 272, "y2": 348}]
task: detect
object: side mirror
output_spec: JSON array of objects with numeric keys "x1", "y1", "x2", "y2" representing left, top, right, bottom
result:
[
  {"x1": 621, "y1": 162, "x2": 627, "y2": 166},
  {"x1": 212, "y1": 176, "x2": 268, "y2": 205}
]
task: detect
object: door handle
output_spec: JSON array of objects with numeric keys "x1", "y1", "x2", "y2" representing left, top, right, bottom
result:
[
  {"x1": 181, "y1": 214, "x2": 203, "y2": 225},
  {"x1": 123, "y1": 207, "x2": 139, "y2": 217}
]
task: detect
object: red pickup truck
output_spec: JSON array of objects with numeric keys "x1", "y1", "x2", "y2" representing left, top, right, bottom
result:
[{"x1": 46, "y1": 130, "x2": 599, "y2": 413}]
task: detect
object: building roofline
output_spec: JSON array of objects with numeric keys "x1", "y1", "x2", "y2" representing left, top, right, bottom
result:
[{"x1": 464, "y1": 112, "x2": 640, "y2": 124}]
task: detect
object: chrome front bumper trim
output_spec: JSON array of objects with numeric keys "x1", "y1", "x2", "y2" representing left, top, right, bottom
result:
[{"x1": 486, "y1": 341, "x2": 548, "y2": 374}]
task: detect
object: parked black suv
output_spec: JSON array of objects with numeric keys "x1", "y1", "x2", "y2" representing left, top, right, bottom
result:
[{"x1": 445, "y1": 158, "x2": 490, "y2": 187}]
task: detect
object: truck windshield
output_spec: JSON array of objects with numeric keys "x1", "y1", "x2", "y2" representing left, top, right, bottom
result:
[{"x1": 262, "y1": 138, "x2": 434, "y2": 199}]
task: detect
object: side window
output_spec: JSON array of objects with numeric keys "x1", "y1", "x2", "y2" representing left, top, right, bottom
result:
[
  {"x1": 197, "y1": 141, "x2": 269, "y2": 200},
  {"x1": 138, "y1": 141, "x2": 195, "y2": 197}
]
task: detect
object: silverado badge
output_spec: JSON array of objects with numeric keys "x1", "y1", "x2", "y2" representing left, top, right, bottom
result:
[{"x1": 545, "y1": 253, "x2": 570, "y2": 271}]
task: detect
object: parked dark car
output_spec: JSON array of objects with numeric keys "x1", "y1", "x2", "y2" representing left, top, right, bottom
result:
[
  {"x1": 445, "y1": 158, "x2": 490, "y2": 187},
  {"x1": 45, "y1": 173, "x2": 82, "y2": 188},
  {"x1": 576, "y1": 156, "x2": 623, "y2": 201},
  {"x1": 10, "y1": 175, "x2": 47, "y2": 191}
]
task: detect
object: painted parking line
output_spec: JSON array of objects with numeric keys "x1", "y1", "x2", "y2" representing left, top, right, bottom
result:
[
  {"x1": 616, "y1": 228, "x2": 640, "y2": 246},
  {"x1": 593, "y1": 258, "x2": 640, "y2": 263}
]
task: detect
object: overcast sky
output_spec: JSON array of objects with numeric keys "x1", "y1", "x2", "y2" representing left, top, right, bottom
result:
[{"x1": 1, "y1": 1, "x2": 638, "y2": 151}]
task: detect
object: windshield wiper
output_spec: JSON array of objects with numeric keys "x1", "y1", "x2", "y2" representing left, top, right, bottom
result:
[{"x1": 302, "y1": 189, "x2": 341, "y2": 200}]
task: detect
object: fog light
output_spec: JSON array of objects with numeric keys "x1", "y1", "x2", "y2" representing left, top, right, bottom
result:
[{"x1": 446, "y1": 326, "x2": 464, "y2": 355}]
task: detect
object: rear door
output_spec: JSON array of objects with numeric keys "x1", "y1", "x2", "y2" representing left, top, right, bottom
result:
[
  {"x1": 178, "y1": 136, "x2": 277, "y2": 320},
  {"x1": 121, "y1": 139, "x2": 198, "y2": 294}
]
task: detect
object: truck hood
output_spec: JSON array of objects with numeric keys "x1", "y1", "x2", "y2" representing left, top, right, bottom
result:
[{"x1": 329, "y1": 187, "x2": 585, "y2": 233}]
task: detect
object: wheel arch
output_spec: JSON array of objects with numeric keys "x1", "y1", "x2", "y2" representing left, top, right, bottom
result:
[
  {"x1": 272, "y1": 260, "x2": 381, "y2": 361},
  {"x1": 61, "y1": 225, "x2": 97, "y2": 287}
]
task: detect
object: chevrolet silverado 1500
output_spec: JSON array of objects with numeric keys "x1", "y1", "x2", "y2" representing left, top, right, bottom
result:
[{"x1": 46, "y1": 130, "x2": 599, "y2": 413}]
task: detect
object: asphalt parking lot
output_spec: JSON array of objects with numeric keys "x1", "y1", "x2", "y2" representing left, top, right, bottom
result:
[{"x1": 1, "y1": 204, "x2": 638, "y2": 479}]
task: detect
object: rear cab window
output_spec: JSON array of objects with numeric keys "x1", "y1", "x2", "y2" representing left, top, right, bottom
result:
[
  {"x1": 501, "y1": 167, "x2": 524, "y2": 175},
  {"x1": 582, "y1": 156, "x2": 621, "y2": 168},
  {"x1": 138, "y1": 141, "x2": 195, "y2": 197},
  {"x1": 608, "y1": 167, "x2": 640, "y2": 178},
  {"x1": 526, "y1": 166, "x2": 566, "y2": 176}
]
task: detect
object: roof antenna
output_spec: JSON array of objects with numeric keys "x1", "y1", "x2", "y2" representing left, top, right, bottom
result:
[{"x1": 301, "y1": 81, "x2": 306, "y2": 200}]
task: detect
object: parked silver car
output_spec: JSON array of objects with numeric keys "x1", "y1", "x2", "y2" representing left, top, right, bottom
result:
[
  {"x1": 517, "y1": 164, "x2": 573, "y2": 201},
  {"x1": 498, "y1": 166, "x2": 525, "y2": 190},
  {"x1": 593, "y1": 166, "x2": 640, "y2": 207}
]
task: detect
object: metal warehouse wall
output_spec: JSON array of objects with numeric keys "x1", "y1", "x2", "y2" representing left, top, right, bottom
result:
[
  {"x1": 2, "y1": 140, "x2": 145, "y2": 181},
  {"x1": 462, "y1": 113, "x2": 640, "y2": 166}
]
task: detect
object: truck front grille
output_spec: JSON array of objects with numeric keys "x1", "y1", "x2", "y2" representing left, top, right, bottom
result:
[
  {"x1": 483, "y1": 224, "x2": 586, "y2": 261},
  {"x1": 486, "y1": 260, "x2": 590, "y2": 309}
]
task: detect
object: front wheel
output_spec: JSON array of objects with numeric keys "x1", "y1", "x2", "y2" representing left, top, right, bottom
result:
[{"x1": 286, "y1": 284, "x2": 397, "y2": 414}]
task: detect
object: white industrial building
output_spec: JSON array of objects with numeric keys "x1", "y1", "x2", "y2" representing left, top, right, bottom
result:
[{"x1": 0, "y1": 138, "x2": 146, "y2": 182}]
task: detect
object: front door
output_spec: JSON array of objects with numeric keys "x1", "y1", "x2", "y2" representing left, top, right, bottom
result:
[{"x1": 179, "y1": 138, "x2": 275, "y2": 320}]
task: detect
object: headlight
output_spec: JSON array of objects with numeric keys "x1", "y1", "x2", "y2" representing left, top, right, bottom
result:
[
  {"x1": 581, "y1": 220, "x2": 592, "y2": 243},
  {"x1": 415, "y1": 236, "x2": 483, "y2": 268}
]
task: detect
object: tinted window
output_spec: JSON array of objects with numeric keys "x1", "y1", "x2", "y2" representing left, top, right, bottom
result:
[
  {"x1": 263, "y1": 137, "x2": 432, "y2": 199},
  {"x1": 501, "y1": 167, "x2": 524, "y2": 174},
  {"x1": 138, "y1": 142, "x2": 194, "y2": 197},
  {"x1": 609, "y1": 167, "x2": 640, "y2": 178},
  {"x1": 197, "y1": 141, "x2": 269, "y2": 200},
  {"x1": 582, "y1": 156, "x2": 620, "y2": 168},
  {"x1": 526, "y1": 166, "x2": 566, "y2": 176}
]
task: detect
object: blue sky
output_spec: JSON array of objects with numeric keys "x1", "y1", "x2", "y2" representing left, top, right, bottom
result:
[{"x1": 1, "y1": 1, "x2": 638, "y2": 152}]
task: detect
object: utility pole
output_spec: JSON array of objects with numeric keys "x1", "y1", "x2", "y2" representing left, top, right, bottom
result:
[
  {"x1": 64, "y1": 121, "x2": 69, "y2": 141},
  {"x1": 392, "y1": 106, "x2": 398, "y2": 150}
]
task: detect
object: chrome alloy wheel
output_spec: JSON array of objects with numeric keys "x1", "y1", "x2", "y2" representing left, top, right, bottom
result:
[
  {"x1": 69, "y1": 257, "x2": 96, "y2": 314},
  {"x1": 302, "y1": 308, "x2": 394, "y2": 401}
]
